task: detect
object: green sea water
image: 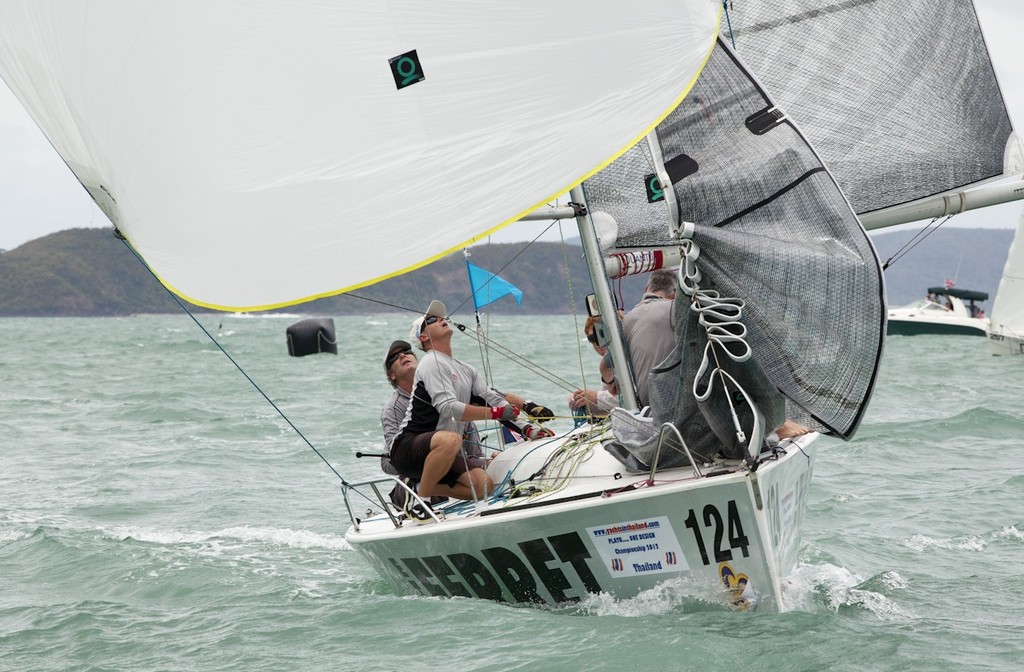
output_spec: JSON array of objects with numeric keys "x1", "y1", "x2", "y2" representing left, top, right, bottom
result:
[{"x1": 2, "y1": 314, "x2": 1022, "y2": 671}]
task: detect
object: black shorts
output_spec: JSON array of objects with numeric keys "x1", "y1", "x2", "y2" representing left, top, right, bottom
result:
[{"x1": 391, "y1": 431, "x2": 486, "y2": 487}]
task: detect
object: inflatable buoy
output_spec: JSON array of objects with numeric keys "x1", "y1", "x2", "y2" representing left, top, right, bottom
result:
[{"x1": 286, "y1": 318, "x2": 337, "y2": 356}]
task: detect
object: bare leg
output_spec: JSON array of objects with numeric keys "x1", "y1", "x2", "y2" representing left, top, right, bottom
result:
[
  {"x1": 418, "y1": 431, "x2": 461, "y2": 498},
  {"x1": 430, "y1": 469, "x2": 494, "y2": 501}
]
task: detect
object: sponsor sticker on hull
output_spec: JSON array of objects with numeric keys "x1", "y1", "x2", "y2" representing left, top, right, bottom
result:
[{"x1": 586, "y1": 516, "x2": 688, "y2": 576}]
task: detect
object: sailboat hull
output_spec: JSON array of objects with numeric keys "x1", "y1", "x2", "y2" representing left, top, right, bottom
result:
[
  {"x1": 344, "y1": 433, "x2": 815, "y2": 612},
  {"x1": 988, "y1": 331, "x2": 1024, "y2": 356}
]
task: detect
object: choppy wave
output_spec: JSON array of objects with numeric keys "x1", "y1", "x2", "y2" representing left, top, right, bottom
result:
[
  {"x1": 0, "y1": 528, "x2": 34, "y2": 543},
  {"x1": 101, "y1": 525, "x2": 352, "y2": 551},
  {"x1": 573, "y1": 576, "x2": 733, "y2": 617},
  {"x1": 3, "y1": 315, "x2": 1023, "y2": 671},
  {"x1": 904, "y1": 525, "x2": 1024, "y2": 553},
  {"x1": 782, "y1": 563, "x2": 910, "y2": 619}
]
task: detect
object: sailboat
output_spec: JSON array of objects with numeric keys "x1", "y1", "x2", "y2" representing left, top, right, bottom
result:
[
  {"x1": 5, "y1": 0, "x2": 1008, "y2": 611},
  {"x1": 988, "y1": 211, "x2": 1024, "y2": 355},
  {"x1": 340, "y1": 37, "x2": 884, "y2": 610}
]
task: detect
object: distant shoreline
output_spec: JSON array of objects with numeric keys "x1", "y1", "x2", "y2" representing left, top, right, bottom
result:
[{"x1": 1, "y1": 226, "x2": 1014, "y2": 316}]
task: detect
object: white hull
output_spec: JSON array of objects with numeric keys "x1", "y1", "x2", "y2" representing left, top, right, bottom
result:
[
  {"x1": 887, "y1": 295, "x2": 988, "y2": 337},
  {"x1": 988, "y1": 329, "x2": 1024, "y2": 356},
  {"x1": 987, "y1": 211, "x2": 1024, "y2": 356},
  {"x1": 344, "y1": 424, "x2": 816, "y2": 612}
]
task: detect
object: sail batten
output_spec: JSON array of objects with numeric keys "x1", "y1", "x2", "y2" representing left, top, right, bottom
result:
[
  {"x1": 723, "y1": 0, "x2": 1018, "y2": 226},
  {"x1": 0, "y1": 0, "x2": 720, "y2": 311}
]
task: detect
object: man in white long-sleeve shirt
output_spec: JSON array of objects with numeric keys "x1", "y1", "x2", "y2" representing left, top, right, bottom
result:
[{"x1": 390, "y1": 300, "x2": 550, "y2": 500}]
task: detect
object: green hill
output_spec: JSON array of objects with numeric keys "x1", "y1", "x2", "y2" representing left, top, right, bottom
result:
[
  {"x1": 0, "y1": 225, "x2": 1015, "y2": 316},
  {"x1": 0, "y1": 229, "x2": 183, "y2": 316},
  {"x1": 0, "y1": 227, "x2": 645, "y2": 317}
]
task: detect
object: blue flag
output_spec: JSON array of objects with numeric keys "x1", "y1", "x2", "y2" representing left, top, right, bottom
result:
[{"x1": 466, "y1": 261, "x2": 523, "y2": 311}]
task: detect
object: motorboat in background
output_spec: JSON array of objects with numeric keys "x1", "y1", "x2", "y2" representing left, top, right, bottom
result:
[{"x1": 887, "y1": 285, "x2": 989, "y2": 336}]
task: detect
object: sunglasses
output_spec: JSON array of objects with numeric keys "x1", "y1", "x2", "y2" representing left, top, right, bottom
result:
[
  {"x1": 586, "y1": 331, "x2": 598, "y2": 344},
  {"x1": 423, "y1": 314, "x2": 442, "y2": 327},
  {"x1": 385, "y1": 348, "x2": 412, "y2": 369}
]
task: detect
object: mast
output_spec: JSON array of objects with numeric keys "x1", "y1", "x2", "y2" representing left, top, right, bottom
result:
[{"x1": 569, "y1": 185, "x2": 640, "y2": 411}]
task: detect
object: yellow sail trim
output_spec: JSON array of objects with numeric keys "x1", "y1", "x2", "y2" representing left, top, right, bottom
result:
[{"x1": 147, "y1": 16, "x2": 722, "y2": 313}]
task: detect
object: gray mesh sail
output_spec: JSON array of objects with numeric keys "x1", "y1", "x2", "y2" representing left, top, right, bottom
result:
[
  {"x1": 583, "y1": 39, "x2": 885, "y2": 466},
  {"x1": 721, "y1": 0, "x2": 1015, "y2": 216}
]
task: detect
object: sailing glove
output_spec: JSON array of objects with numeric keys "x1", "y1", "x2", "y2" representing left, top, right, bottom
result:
[
  {"x1": 490, "y1": 405, "x2": 519, "y2": 422},
  {"x1": 521, "y1": 423, "x2": 555, "y2": 441},
  {"x1": 523, "y1": 401, "x2": 554, "y2": 423}
]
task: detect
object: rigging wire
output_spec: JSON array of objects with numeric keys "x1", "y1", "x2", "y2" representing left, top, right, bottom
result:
[
  {"x1": 559, "y1": 221, "x2": 591, "y2": 391},
  {"x1": 447, "y1": 218, "x2": 558, "y2": 318},
  {"x1": 451, "y1": 320, "x2": 579, "y2": 394},
  {"x1": 881, "y1": 214, "x2": 956, "y2": 270},
  {"x1": 115, "y1": 232, "x2": 350, "y2": 486},
  {"x1": 723, "y1": 1, "x2": 737, "y2": 49},
  {"x1": 342, "y1": 211, "x2": 593, "y2": 403}
]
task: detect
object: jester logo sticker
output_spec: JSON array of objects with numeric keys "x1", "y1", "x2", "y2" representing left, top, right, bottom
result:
[
  {"x1": 719, "y1": 562, "x2": 755, "y2": 611},
  {"x1": 390, "y1": 49, "x2": 425, "y2": 89}
]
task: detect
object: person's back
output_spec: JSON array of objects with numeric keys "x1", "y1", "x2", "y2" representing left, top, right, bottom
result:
[{"x1": 623, "y1": 270, "x2": 676, "y2": 407}]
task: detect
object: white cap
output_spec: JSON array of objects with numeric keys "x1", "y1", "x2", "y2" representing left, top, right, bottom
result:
[{"x1": 409, "y1": 300, "x2": 446, "y2": 350}]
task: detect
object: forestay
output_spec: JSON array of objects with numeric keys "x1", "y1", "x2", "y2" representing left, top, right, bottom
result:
[
  {"x1": 583, "y1": 40, "x2": 885, "y2": 464},
  {"x1": 722, "y1": 0, "x2": 1022, "y2": 227},
  {"x1": 0, "y1": 0, "x2": 719, "y2": 311}
]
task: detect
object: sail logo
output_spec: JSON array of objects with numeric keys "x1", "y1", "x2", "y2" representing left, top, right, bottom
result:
[
  {"x1": 389, "y1": 49, "x2": 425, "y2": 89},
  {"x1": 644, "y1": 173, "x2": 664, "y2": 203}
]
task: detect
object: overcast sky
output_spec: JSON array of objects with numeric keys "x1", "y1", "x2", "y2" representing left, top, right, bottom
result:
[{"x1": 2, "y1": 0, "x2": 1022, "y2": 251}]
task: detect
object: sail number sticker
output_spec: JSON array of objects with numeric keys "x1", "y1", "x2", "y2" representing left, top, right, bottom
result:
[
  {"x1": 684, "y1": 500, "x2": 750, "y2": 565},
  {"x1": 586, "y1": 516, "x2": 687, "y2": 576}
]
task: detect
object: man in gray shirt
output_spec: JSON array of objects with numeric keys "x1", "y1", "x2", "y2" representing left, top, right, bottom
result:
[
  {"x1": 390, "y1": 300, "x2": 552, "y2": 501},
  {"x1": 380, "y1": 339, "x2": 418, "y2": 476},
  {"x1": 600, "y1": 269, "x2": 677, "y2": 408}
]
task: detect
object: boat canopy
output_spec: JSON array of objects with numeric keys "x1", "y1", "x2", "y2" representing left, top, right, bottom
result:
[{"x1": 927, "y1": 288, "x2": 989, "y2": 302}]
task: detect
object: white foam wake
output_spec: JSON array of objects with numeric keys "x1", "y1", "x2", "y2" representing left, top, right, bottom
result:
[{"x1": 101, "y1": 524, "x2": 352, "y2": 550}]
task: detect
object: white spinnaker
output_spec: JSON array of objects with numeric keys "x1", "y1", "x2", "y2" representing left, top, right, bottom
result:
[
  {"x1": 989, "y1": 211, "x2": 1024, "y2": 339},
  {"x1": 0, "y1": 1, "x2": 719, "y2": 310}
]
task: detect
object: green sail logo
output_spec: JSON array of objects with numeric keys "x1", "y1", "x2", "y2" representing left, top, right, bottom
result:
[
  {"x1": 645, "y1": 174, "x2": 664, "y2": 203},
  {"x1": 390, "y1": 49, "x2": 425, "y2": 89}
]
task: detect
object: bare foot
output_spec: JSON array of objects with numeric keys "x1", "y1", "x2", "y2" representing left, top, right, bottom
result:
[{"x1": 776, "y1": 419, "x2": 811, "y2": 440}]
